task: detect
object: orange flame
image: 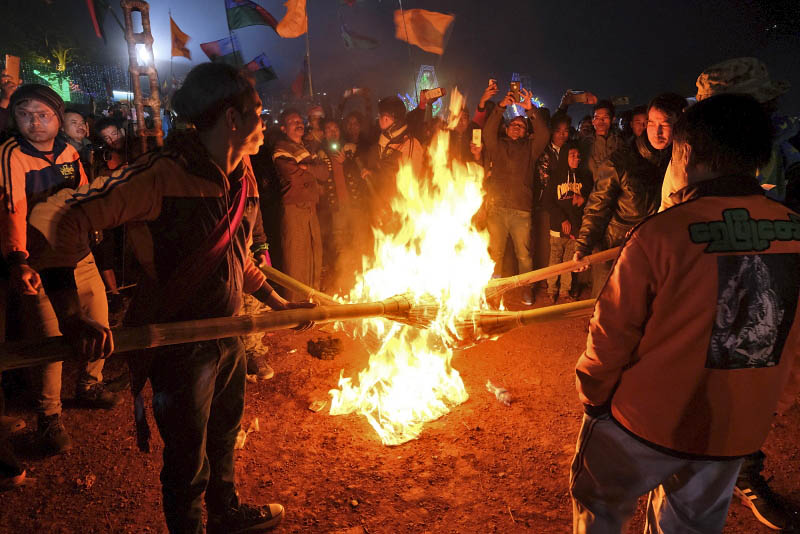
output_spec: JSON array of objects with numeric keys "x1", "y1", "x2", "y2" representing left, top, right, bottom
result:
[{"x1": 329, "y1": 126, "x2": 494, "y2": 445}]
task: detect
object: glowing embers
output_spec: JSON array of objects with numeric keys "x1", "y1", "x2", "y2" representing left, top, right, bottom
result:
[{"x1": 329, "y1": 130, "x2": 494, "y2": 445}]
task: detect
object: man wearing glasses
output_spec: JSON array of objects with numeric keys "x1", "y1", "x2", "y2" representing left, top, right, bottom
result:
[{"x1": 0, "y1": 84, "x2": 118, "y2": 455}]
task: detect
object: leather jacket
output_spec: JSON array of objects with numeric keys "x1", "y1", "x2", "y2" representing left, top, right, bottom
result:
[{"x1": 576, "y1": 135, "x2": 670, "y2": 254}]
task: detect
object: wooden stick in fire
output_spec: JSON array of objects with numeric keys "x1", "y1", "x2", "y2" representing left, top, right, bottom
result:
[
  {"x1": 483, "y1": 247, "x2": 621, "y2": 300},
  {"x1": 448, "y1": 299, "x2": 596, "y2": 349},
  {"x1": 0, "y1": 296, "x2": 415, "y2": 373},
  {"x1": 258, "y1": 264, "x2": 439, "y2": 330}
]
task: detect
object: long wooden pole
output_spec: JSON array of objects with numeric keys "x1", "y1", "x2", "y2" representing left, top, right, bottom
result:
[
  {"x1": 449, "y1": 298, "x2": 595, "y2": 348},
  {"x1": 260, "y1": 265, "x2": 339, "y2": 306},
  {"x1": 484, "y1": 247, "x2": 620, "y2": 299},
  {"x1": 0, "y1": 296, "x2": 413, "y2": 372}
]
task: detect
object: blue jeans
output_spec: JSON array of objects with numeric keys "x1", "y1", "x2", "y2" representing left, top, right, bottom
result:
[
  {"x1": 150, "y1": 337, "x2": 246, "y2": 534},
  {"x1": 570, "y1": 413, "x2": 742, "y2": 533},
  {"x1": 486, "y1": 206, "x2": 533, "y2": 276}
]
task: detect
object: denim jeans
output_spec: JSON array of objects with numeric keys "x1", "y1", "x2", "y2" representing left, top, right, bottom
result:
[
  {"x1": 547, "y1": 234, "x2": 577, "y2": 295},
  {"x1": 486, "y1": 206, "x2": 533, "y2": 276},
  {"x1": 570, "y1": 413, "x2": 742, "y2": 534},
  {"x1": 150, "y1": 337, "x2": 246, "y2": 534}
]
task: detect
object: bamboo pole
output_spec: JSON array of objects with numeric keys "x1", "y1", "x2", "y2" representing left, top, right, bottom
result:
[
  {"x1": 450, "y1": 299, "x2": 595, "y2": 348},
  {"x1": 484, "y1": 247, "x2": 620, "y2": 299},
  {"x1": 260, "y1": 265, "x2": 339, "y2": 306},
  {"x1": 0, "y1": 296, "x2": 414, "y2": 373}
]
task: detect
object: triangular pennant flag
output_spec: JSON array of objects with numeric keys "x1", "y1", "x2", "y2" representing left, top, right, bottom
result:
[
  {"x1": 341, "y1": 21, "x2": 379, "y2": 49},
  {"x1": 225, "y1": 0, "x2": 279, "y2": 31},
  {"x1": 394, "y1": 9, "x2": 454, "y2": 55},
  {"x1": 276, "y1": 0, "x2": 307, "y2": 38},
  {"x1": 245, "y1": 53, "x2": 277, "y2": 85},
  {"x1": 170, "y1": 16, "x2": 192, "y2": 59}
]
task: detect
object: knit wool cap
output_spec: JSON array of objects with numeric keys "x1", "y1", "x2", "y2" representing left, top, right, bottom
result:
[{"x1": 9, "y1": 83, "x2": 65, "y2": 125}]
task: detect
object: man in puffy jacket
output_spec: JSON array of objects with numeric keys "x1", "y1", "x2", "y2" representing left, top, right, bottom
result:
[
  {"x1": 573, "y1": 93, "x2": 686, "y2": 296},
  {"x1": 570, "y1": 93, "x2": 800, "y2": 534}
]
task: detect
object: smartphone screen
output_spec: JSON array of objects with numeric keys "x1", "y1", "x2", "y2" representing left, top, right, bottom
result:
[{"x1": 472, "y1": 128, "x2": 482, "y2": 147}]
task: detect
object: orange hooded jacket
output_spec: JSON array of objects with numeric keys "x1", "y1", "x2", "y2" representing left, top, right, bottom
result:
[{"x1": 577, "y1": 176, "x2": 800, "y2": 458}]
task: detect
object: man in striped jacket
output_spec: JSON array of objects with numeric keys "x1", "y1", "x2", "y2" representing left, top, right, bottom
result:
[
  {"x1": 27, "y1": 63, "x2": 311, "y2": 534},
  {"x1": 0, "y1": 84, "x2": 117, "y2": 455}
]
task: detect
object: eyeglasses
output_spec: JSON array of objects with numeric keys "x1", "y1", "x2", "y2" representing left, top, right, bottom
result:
[{"x1": 14, "y1": 109, "x2": 57, "y2": 125}]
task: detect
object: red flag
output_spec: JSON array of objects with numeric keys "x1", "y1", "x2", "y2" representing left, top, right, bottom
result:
[
  {"x1": 86, "y1": 0, "x2": 103, "y2": 39},
  {"x1": 291, "y1": 55, "x2": 308, "y2": 98}
]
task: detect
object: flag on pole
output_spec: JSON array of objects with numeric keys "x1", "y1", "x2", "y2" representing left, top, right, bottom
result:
[
  {"x1": 86, "y1": 0, "x2": 109, "y2": 41},
  {"x1": 393, "y1": 9, "x2": 454, "y2": 55},
  {"x1": 225, "y1": 0, "x2": 278, "y2": 31},
  {"x1": 290, "y1": 55, "x2": 309, "y2": 99},
  {"x1": 245, "y1": 53, "x2": 277, "y2": 85},
  {"x1": 200, "y1": 36, "x2": 243, "y2": 66},
  {"x1": 340, "y1": 22, "x2": 379, "y2": 49},
  {"x1": 170, "y1": 16, "x2": 192, "y2": 59},
  {"x1": 276, "y1": 0, "x2": 307, "y2": 38}
]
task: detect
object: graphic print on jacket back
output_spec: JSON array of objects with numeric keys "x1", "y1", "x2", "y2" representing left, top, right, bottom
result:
[{"x1": 707, "y1": 253, "x2": 800, "y2": 369}]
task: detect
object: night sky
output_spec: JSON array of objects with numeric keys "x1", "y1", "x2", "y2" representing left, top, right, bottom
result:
[{"x1": 20, "y1": 0, "x2": 800, "y2": 114}]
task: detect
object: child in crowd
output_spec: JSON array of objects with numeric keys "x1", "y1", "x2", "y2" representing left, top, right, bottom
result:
[{"x1": 543, "y1": 142, "x2": 593, "y2": 302}]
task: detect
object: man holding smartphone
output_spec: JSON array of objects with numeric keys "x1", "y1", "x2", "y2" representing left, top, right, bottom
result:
[
  {"x1": 0, "y1": 68, "x2": 21, "y2": 134},
  {"x1": 482, "y1": 85, "x2": 550, "y2": 304}
]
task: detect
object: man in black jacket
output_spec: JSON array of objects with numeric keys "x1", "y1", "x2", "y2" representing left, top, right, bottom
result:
[
  {"x1": 31, "y1": 62, "x2": 313, "y2": 534},
  {"x1": 482, "y1": 88, "x2": 550, "y2": 304},
  {"x1": 573, "y1": 93, "x2": 686, "y2": 295}
]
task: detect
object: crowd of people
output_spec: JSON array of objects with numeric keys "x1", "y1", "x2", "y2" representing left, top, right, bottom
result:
[{"x1": 0, "y1": 54, "x2": 798, "y2": 534}]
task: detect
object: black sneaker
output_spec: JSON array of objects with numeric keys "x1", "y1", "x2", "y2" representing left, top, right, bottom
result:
[
  {"x1": 246, "y1": 355, "x2": 275, "y2": 381},
  {"x1": 735, "y1": 473, "x2": 793, "y2": 530},
  {"x1": 36, "y1": 413, "x2": 72, "y2": 455},
  {"x1": 207, "y1": 502, "x2": 284, "y2": 534},
  {"x1": 75, "y1": 383, "x2": 121, "y2": 410}
]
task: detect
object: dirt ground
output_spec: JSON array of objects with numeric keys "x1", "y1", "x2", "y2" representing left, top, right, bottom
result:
[{"x1": 1, "y1": 292, "x2": 798, "y2": 534}]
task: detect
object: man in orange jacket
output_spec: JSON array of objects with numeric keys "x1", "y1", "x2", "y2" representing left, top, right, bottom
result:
[
  {"x1": 0, "y1": 84, "x2": 118, "y2": 455},
  {"x1": 570, "y1": 93, "x2": 800, "y2": 533}
]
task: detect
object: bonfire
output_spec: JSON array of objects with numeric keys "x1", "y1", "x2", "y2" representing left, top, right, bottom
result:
[{"x1": 329, "y1": 98, "x2": 495, "y2": 445}]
